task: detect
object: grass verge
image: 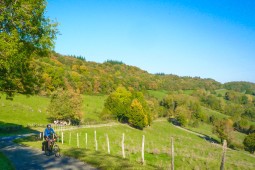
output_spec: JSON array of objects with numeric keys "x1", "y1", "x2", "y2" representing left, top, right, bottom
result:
[{"x1": 0, "y1": 152, "x2": 14, "y2": 170}]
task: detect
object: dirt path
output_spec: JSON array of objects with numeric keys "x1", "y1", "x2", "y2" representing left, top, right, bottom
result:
[{"x1": 0, "y1": 135, "x2": 97, "y2": 170}]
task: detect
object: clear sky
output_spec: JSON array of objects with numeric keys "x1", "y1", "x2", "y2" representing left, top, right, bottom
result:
[{"x1": 46, "y1": 0, "x2": 255, "y2": 83}]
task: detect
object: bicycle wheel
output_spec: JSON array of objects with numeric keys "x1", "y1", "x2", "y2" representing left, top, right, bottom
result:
[
  {"x1": 53, "y1": 144, "x2": 60, "y2": 157},
  {"x1": 45, "y1": 145, "x2": 51, "y2": 156}
]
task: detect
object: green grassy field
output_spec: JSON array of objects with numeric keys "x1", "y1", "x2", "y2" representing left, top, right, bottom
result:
[
  {"x1": 215, "y1": 89, "x2": 228, "y2": 97},
  {"x1": 147, "y1": 90, "x2": 168, "y2": 100},
  {"x1": 2, "y1": 93, "x2": 255, "y2": 169},
  {"x1": 82, "y1": 95, "x2": 107, "y2": 123},
  {"x1": 0, "y1": 94, "x2": 50, "y2": 126},
  {"x1": 0, "y1": 94, "x2": 108, "y2": 135},
  {"x1": 16, "y1": 120, "x2": 255, "y2": 169}
]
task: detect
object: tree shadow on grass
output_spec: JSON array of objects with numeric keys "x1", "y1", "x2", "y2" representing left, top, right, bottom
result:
[
  {"x1": 168, "y1": 118, "x2": 220, "y2": 145},
  {"x1": 62, "y1": 148, "x2": 159, "y2": 170},
  {"x1": 198, "y1": 134, "x2": 220, "y2": 144},
  {"x1": 0, "y1": 121, "x2": 39, "y2": 137}
]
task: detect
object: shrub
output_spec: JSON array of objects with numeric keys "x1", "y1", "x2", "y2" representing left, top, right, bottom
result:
[{"x1": 243, "y1": 133, "x2": 255, "y2": 154}]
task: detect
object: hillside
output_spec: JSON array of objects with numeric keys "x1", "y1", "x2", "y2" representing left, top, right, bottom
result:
[
  {"x1": 224, "y1": 81, "x2": 255, "y2": 95},
  {"x1": 32, "y1": 53, "x2": 222, "y2": 96},
  {"x1": 1, "y1": 92, "x2": 254, "y2": 169}
]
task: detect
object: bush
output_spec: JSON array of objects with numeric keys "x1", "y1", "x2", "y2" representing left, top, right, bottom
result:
[{"x1": 243, "y1": 133, "x2": 255, "y2": 154}]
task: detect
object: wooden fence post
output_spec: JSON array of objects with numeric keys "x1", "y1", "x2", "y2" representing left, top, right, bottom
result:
[
  {"x1": 122, "y1": 133, "x2": 125, "y2": 158},
  {"x1": 141, "y1": 135, "x2": 145, "y2": 164},
  {"x1": 171, "y1": 137, "x2": 174, "y2": 170},
  {"x1": 85, "y1": 133, "x2": 88, "y2": 149},
  {"x1": 77, "y1": 133, "x2": 79, "y2": 148},
  {"x1": 69, "y1": 132, "x2": 71, "y2": 145},
  {"x1": 61, "y1": 132, "x2": 64, "y2": 144},
  {"x1": 57, "y1": 129, "x2": 60, "y2": 142},
  {"x1": 106, "y1": 134, "x2": 110, "y2": 154},
  {"x1": 39, "y1": 132, "x2": 42, "y2": 139},
  {"x1": 220, "y1": 140, "x2": 227, "y2": 170},
  {"x1": 95, "y1": 131, "x2": 98, "y2": 151}
]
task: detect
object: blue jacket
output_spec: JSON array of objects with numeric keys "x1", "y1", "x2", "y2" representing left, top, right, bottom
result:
[{"x1": 44, "y1": 128, "x2": 55, "y2": 138}]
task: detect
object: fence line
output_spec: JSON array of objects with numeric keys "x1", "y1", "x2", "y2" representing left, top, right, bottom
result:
[{"x1": 54, "y1": 122, "x2": 119, "y2": 132}]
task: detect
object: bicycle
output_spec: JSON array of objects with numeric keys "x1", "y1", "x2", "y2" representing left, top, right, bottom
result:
[{"x1": 44, "y1": 135, "x2": 60, "y2": 157}]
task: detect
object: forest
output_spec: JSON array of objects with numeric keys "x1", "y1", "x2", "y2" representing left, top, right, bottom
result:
[{"x1": 32, "y1": 52, "x2": 223, "y2": 95}]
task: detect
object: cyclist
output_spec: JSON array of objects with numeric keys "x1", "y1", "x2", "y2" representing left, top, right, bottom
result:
[{"x1": 44, "y1": 124, "x2": 57, "y2": 150}]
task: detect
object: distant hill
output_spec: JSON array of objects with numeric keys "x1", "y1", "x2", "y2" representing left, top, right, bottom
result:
[
  {"x1": 224, "y1": 81, "x2": 255, "y2": 95},
  {"x1": 34, "y1": 53, "x2": 222, "y2": 95}
]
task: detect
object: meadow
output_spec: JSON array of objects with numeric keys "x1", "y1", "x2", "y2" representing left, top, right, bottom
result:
[
  {"x1": 1, "y1": 93, "x2": 255, "y2": 169},
  {"x1": 16, "y1": 120, "x2": 255, "y2": 169},
  {"x1": 0, "y1": 94, "x2": 107, "y2": 135}
]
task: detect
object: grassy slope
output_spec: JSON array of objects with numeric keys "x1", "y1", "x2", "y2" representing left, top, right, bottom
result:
[
  {"x1": 147, "y1": 90, "x2": 168, "y2": 100},
  {"x1": 0, "y1": 94, "x2": 107, "y2": 125},
  {"x1": 82, "y1": 95, "x2": 107, "y2": 123},
  {"x1": 0, "y1": 94, "x2": 50, "y2": 126},
  {"x1": 2, "y1": 93, "x2": 255, "y2": 169},
  {"x1": 17, "y1": 120, "x2": 254, "y2": 169}
]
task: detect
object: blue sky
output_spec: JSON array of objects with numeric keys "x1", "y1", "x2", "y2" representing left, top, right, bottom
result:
[{"x1": 46, "y1": 0, "x2": 255, "y2": 83}]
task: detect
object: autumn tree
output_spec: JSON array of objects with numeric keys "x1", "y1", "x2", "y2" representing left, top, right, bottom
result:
[
  {"x1": 0, "y1": 0, "x2": 57, "y2": 97},
  {"x1": 129, "y1": 99, "x2": 148, "y2": 129},
  {"x1": 47, "y1": 89, "x2": 83, "y2": 125}
]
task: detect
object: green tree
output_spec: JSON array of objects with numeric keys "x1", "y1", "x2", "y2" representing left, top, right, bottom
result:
[
  {"x1": 47, "y1": 89, "x2": 83, "y2": 125},
  {"x1": 175, "y1": 106, "x2": 191, "y2": 126},
  {"x1": 242, "y1": 106, "x2": 255, "y2": 121},
  {"x1": 189, "y1": 100, "x2": 204, "y2": 121},
  {"x1": 224, "y1": 103, "x2": 244, "y2": 121},
  {"x1": 243, "y1": 133, "x2": 255, "y2": 154},
  {"x1": 248, "y1": 125, "x2": 255, "y2": 134},
  {"x1": 233, "y1": 119, "x2": 249, "y2": 134},
  {"x1": 0, "y1": 0, "x2": 57, "y2": 97},
  {"x1": 104, "y1": 86, "x2": 132, "y2": 122},
  {"x1": 104, "y1": 86, "x2": 151, "y2": 129},
  {"x1": 213, "y1": 119, "x2": 234, "y2": 144}
]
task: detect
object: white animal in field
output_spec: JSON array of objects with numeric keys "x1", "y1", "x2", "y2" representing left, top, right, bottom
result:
[
  {"x1": 53, "y1": 120, "x2": 59, "y2": 124},
  {"x1": 53, "y1": 120, "x2": 70, "y2": 125}
]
